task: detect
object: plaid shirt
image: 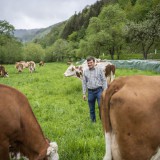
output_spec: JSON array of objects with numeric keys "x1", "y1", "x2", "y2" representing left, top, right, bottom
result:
[{"x1": 82, "y1": 66, "x2": 107, "y2": 95}]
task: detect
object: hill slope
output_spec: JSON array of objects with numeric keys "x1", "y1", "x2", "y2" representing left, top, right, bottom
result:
[{"x1": 14, "y1": 25, "x2": 54, "y2": 42}]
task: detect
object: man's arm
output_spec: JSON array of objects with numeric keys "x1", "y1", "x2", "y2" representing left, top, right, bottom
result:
[{"x1": 82, "y1": 70, "x2": 87, "y2": 100}]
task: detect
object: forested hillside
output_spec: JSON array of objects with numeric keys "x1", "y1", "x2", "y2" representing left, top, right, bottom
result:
[
  {"x1": 14, "y1": 23, "x2": 63, "y2": 43},
  {"x1": 0, "y1": 0, "x2": 160, "y2": 64},
  {"x1": 14, "y1": 29, "x2": 43, "y2": 42},
  {"x1": 33, "y1": 21, "x2": 66, "y2": 48}
]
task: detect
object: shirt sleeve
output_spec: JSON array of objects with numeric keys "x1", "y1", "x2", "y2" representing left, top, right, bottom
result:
[
  {"x1": 100, "y1": 68, "x2": 107, "y2": 90},
  {"x1": 82, "y1": 70, "x2": 87, "y2": 95}
]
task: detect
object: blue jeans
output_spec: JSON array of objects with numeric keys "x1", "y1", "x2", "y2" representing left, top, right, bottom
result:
[{"x1": 88, "y1": 87, "x2": 103, "y2": 122}]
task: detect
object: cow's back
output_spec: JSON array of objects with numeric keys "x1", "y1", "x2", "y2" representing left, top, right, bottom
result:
[
  {"x1": 0, "y1": 84, "x2": 32, "y2": 140},
  {"x1": 103, "y1": 75, "x2": 160, "y2": 160},
  {"x1": 0, "y1": 84, "x2": 41, "y2": 151},
  {"x1": 0, "y1": 85, "x2": 21, "y2": 133}
]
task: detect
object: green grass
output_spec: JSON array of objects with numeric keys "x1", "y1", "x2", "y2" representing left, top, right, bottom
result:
[{"x1": 1, "y1": 63, "x2": 159, "y2": 160}]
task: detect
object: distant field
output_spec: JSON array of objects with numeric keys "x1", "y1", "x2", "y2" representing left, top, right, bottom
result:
[{"x1": 1, "y1": 63, "x2": 159, "y2": 160}]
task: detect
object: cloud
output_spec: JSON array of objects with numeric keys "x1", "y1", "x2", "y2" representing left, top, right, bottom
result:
[{"x1": 0, "y1": 0, "x2": 97, "y2": 29}]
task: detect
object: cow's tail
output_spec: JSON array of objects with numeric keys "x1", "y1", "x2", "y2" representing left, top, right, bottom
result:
[
  {"x1": 101, "y1": 77, "x2": 124, "y2": 133},
  {"x1": 110, "y1": 65, "x2": 115, "y2": 83},
  {"x1": 101, "y1": 84, "x2": 117, "y2": 160},
  {"x1": 101, "y1": 77, "x2": 125, "y2": 160},
  {"x1": 110, "y1": 71, "x2": 114, "y2": 83},
  {"x1": 100, "y1": 87, "x2": 114, "y2": 133}
]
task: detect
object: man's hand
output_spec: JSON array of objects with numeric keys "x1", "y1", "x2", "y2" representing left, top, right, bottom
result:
[{"x1": 83, "y1": 95, "x2": 86, "y2": 101}]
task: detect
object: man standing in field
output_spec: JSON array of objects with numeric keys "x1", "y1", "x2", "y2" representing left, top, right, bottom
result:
[{"x1": 82, "y1": 56, "x2": 107, "y2": 122}]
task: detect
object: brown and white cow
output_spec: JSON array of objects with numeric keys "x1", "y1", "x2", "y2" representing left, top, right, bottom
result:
[
  {"x1": 66, "y1": 61, "x2": 72, "y2": 65},
  {"x1": 104, "y1": 64, "x2": 116, "y2": 84},
  {"x1": 20, "y1": 61, "x2": 29, "y2": 68},
  {"x1": 28, "y1": 61, "x2": 36, "y2": 73},
  {"x1": 15, "y1": 62, "x2": 24, "y2": 72},
  {"x1": 64, "y1": 61, "x2": 115, "y2": 84},
  {"x1": 15, "y1": 61, "x2": 30, "y2": 73},
  {"x1": 100, "y1": 75, "x2": 160, "y2": 160},
  {"x1": 0, "y1": 65, "x2": 9, "y2": 77},
  {"x1": 0, "y1": 84, "x2": 59, "y2": 160},
  {"x1": 64, "y1": 64, "x2": 83, "y2": 80},
  {"x1": 39, "y1": 61, "x2": 44, "y2": 66}
]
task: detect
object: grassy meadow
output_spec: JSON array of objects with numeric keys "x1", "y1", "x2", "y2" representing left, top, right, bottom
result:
[{"x1": 1, "y1": 62, "x2": 159, "y2": 160}]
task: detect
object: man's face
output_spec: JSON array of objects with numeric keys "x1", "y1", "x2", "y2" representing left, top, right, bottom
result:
[{"x1": 87, "y1": 60, "x2": 95, "y2": 69}]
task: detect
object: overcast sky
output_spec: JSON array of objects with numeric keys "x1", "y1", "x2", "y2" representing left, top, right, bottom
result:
[{"x1": 0, "y1": 0, "x2": 98, "y2": 29}]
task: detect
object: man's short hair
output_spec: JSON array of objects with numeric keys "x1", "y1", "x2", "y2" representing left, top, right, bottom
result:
[{"x1": 86, "y1": 56, "x2": 95, "y2": 62}]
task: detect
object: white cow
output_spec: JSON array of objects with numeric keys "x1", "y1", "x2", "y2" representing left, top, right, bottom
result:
[
  {"x1": 64, "y1": 61, "x2": 115, "y2": 84},
  {"x1": 28, "y1": 61, "x2": 36, "y2": 73},
  {"x1": 64, "y1": 64, "x2": 83, "y2": 80}
]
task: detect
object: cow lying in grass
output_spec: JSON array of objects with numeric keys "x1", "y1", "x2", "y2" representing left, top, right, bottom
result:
[
  {"x1": 0, "y1": 84, "x2": 59, "y2": 160},
  {"x1": 64, "y1": 61, "x2": 115, "y2": 84}
]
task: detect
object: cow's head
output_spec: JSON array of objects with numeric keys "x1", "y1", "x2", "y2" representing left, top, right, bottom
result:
[
  {"x1": 47, "y1": 142, "x2": 59, "y2": 160},
  {"x1": 4, "y1": 71, "x2": 9, "y2": 77},
  {"x1": 16, "y1": 63, "x2": 23, "y2": 72},
  {"x1": 64, "y1": 64, "x2": 83, "y2": 80},
  {"x1": 64, "y1": 64, "x2": 76, "y2": 77},
  {"x1": 28, "y1": 62, "x2": 35, "y2": 73},
  {"x1": 0, "y1": 65, "x2": 9, "y2": 77},
  {"x1": 39, "y1": 61, "x2": 44, "y2": 66},
  {"x1": 104, "y1": 64, "x2": 116, "y2": 84}
]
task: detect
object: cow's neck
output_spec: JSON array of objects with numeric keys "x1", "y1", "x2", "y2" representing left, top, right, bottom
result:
[{"x1": 20, "y1": 107, "x2": 48, "y2": 157}]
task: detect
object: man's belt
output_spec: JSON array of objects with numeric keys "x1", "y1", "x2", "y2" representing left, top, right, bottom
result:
[{"x1": 88, "y1": 87, "x2": 102, "y2": 91}]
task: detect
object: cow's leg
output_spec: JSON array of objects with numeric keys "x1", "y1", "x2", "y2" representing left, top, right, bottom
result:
[
  {"x1": 103, "y1": 132, "x2": 112, "y2": 160},
  {"x1": 0, "y1": 142, "x2": 10, "y2": 160}
]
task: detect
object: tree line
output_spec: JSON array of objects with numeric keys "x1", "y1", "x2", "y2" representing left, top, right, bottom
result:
[{"x1": 0, "y1": 0, "x2": 160, "y2": 64}]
